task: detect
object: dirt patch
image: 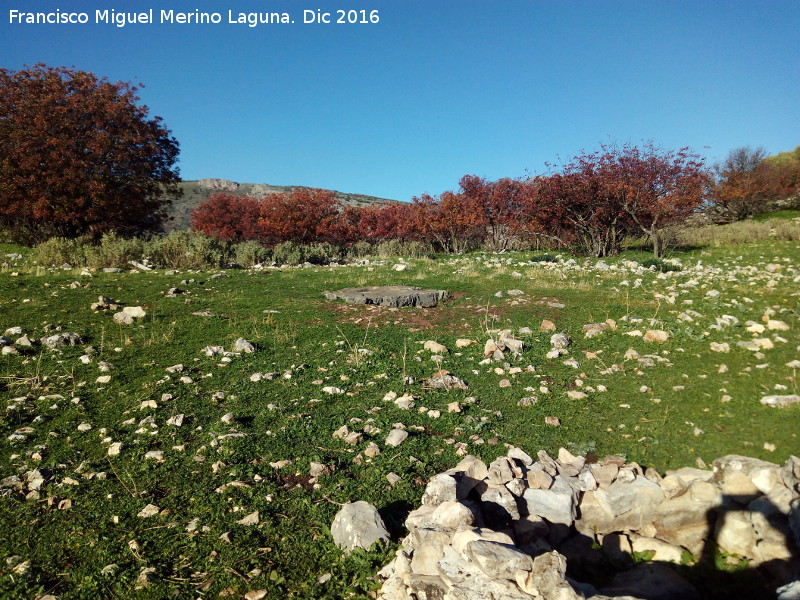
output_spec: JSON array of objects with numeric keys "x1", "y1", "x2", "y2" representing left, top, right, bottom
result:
[
  {"x1": 321, "y1": 293, "x2": 565, "y2": 333},
  {"x1": 272, "y1": 473, "x2": 315, "y2": 490}
]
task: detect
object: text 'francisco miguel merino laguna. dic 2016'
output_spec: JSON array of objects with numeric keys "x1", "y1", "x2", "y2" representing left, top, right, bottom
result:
[{"x1": 8, "y1": 9, "x2": 298, "y2": 27}]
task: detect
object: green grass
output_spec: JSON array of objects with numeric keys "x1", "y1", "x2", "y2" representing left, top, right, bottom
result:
[
  {"x1": 0, "y1": 240, "x2": 798, "y2": 599},
  {"x1": 749, "y1": 208, "x2": 800, "y2": 222}
]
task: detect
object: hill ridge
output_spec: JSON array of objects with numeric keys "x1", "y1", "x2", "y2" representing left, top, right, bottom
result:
[{"x1": 163, "y1": 178, "x2": 397, "y2": 231}]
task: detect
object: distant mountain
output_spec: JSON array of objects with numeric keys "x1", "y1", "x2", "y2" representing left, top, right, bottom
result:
[{"x1": 162, "y1": 178, "x2": 397, "y2": 231}]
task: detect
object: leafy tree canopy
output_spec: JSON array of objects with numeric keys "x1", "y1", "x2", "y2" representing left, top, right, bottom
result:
[{"x1": 0, "y1": 64, "x2": 181, "y2": 244}]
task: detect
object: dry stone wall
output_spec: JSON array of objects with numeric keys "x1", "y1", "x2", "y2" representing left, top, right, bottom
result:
[{"x1": 374, "y1": 449, "x2": 800, "y2": 600}]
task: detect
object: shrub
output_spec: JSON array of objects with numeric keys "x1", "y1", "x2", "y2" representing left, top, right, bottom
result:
[
  {"x1": 346, "y1": 241, "x2": 373, "y2": 259},
  {"x1": 374, "y1": 239, "x2": 404, "y2": 258},
  {"x1": 304, "y1": 243, "x2": 343, "y2": 265},
  {"x1": 84, "y1": 232, "x2": 146, "y2": 268},
  {"x1": 30, "y1": 237, "x2": 88, "y2": 267},
  {"x1": 147, "y1": 231, "x2": 227, "y2": 269},
  {"x1": 272, "y1": 241, "x2": 305, "y2": 266},
  {"x1": 403, "y1": 240, "x2": 435, "y2": 258},
  {"x1": 530, "y1": 253, "x2": 558, "y2": 263},
  {"x1": 233, "y1": 240, "x2": 272, "y2": 267},
  {"x1": 640, "y1": 258, "x2": 681, "y2": 272}
]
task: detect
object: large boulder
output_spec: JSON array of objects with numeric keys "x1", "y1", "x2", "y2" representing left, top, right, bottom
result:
[
  {"x1": 323, "y1": 286, "x2": 448, "y2": 308},
  {"x1": 331, "y1": 501, "x2": 389, "y2": 552}
]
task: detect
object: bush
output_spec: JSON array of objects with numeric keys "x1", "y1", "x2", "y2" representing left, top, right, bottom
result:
[
  {"x1": 530, "y1": 253, "x2": 558, "y2": 263},
  {"x1": 233, "y1": 240, "x2": 272, "y2": 267},
  {"x1": 374, "y1": 239, "x2": 435, "y2": 258},
  {"x1": 147, "y1": 231, "x2": 228, "y2": 269},
  {"x1": 272, "y1": 241, "x2": 305, "y2": 266},
  {"x1": 30, "y1": 237, "x2": 88, "y2": 267},
  {"x1": 374, "y1": 239, "x2": 404, "y2": 258},
  {"x1": 403, "y1": 240, "x2": 435, "y2": 258},
  {"x1": 640, "y1": 258, "x2": 681, "y2": 272},
  {"x1": 84, "y1": 232, "x2": 146, "y2": 268},
  {"x1": 346, "y1": 241, "x2": 373, "y2": 259},
  {"x1": 304, "y1": 243, "x2": 344, "y2": 265}
]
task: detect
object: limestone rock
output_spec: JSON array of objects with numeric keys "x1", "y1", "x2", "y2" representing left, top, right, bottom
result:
[
  {"x1": 323, "y1": 286, "x2": 448, "y2": 308},
  {"x1": 522, "y1": 476, "x2": 579, "y2": 525},
  {"x1": 385, "y1": 429, "x2": 408, "y2": 447},
  {"x1": 550, "y1": 333, "x2": 571, "y2": 349},
  {"x1": 601, "y1": 562, "x2": 700, "y2": 600},
  {"x1": 643, "y1": 330, "x2": 669, "y2": 343},
  {"x1": 331, "y1": 501, "x2": 389, "y2": 552},
  {"x1": 465, "y1": 540, "x2": 534, "y2": 580},
  {"x1": 761, "y1": 395, "x2": 800, "y2": 408},
  {"x1": 42, "y1": 332, "x2": 82, "y2": 348},
  {"x1": 233, "y1": 337, "x2": 255, "y2": 353}
]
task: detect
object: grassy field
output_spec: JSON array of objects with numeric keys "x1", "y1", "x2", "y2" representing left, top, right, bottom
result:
[{"x1": 0, "y1": 239, "x2": 798, "y2": 599}]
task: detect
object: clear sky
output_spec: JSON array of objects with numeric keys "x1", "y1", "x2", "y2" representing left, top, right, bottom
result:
[{"x1": 3, "y1": 0, "x2": 799, "y2": 201}]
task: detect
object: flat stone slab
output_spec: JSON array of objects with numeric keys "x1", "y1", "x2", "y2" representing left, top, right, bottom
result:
[{"x1": 323, "y1": 286, "x2": 448, "y2": 308}]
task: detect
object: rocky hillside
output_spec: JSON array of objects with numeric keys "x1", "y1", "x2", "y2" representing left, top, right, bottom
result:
[{"x1": 162, "y1": 178, "x2": 397, "y2": 231}]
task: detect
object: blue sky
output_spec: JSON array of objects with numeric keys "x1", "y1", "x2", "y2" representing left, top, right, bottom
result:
[{"x1": 3, "y1": 0, "x2": 799, "y2": 201}]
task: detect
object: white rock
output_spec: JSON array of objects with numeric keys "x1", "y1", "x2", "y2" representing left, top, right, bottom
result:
[
  {"x1": 423, "y1": 340, "x2": 448, "y2": 354},
  {"x1": 237, "y1": 511, "x2": 259, "y2": 526},
  {"x1": 385, "y1": 429, "x2": 409, "y2": 447},
  {"x1": 122, "y1": 306, "x2": 147, "y2": 319},
  {"x1": 330, "y1": 501, "x2": 389, "y2": 552},
  {"x1": 760, "y1": 395, "x2": 800, "y2": 408},
  {"x1": 108, "y1": 442, "x2": 123, "y2": 456},
  {"x1": 643, "y1": 330, "x2": 669, "y2": 343},
  {"x1": 137, "y1": 504, "x2": 160, "y2": 518}
]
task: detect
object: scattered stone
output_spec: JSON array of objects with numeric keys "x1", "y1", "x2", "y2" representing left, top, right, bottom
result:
[
  {"x1": 643, "y1": 330, "x2": 669, "y2": 343},
  {"x1": 540, "y1": 320, "x2": 556, "y2": 332},
  {"x1": 137, "y1": 504, "x2": 160, "y2": 518},
  {"x1": 761, "y1": 395, "x2": 800, "y2": 408},
  {"x1": 423, "y1": 340, "x2": 448, "y2": 354},
  {"x1": 385, "y1": 429, "x2": 409, "y2": 447},
  {"x1": 42, "y1": 332, "x2": 81, "y2": 348},
  {"x1": 233, "y1": 338, "x2": 255, "y2": 353},
  {"x1": 424, "y1": 370, "x2": 468, "y2": 390}
]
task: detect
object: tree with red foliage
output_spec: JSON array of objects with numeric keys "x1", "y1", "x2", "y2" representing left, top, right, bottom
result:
[
  {"x1": 459, "y1": 175, "x2": 528, "y2": 250},
  {"x1": 412, "y1": 190, "x2": 486, "y2": 253},
  {"x1": 526, "y1": 143, "x2": 708, "y2": 257},
  {"x1": 604, "y1": 142, "x2": 708, "y2": 257},
  {"x1": 0, "y1": 64, "x2": 181, "y2": 243},
  {"x1": 528, "y1": 152, "x2": 631, "y2": 257},
  {"x1": 190, "y1": 193, "x2": 263, "y2": 243},
  {"x1": 712, "y1": 146, "x2": 800, "y2": 222},
  {"x1": 328, "y1": 204, "x2": 363, "y2": 245},
  {"x1": 355, "y1": 203, "x2": 419, "y2": 242},
  {"x1": 258, "y1": 188, "x2": 339, "y2": 244}
]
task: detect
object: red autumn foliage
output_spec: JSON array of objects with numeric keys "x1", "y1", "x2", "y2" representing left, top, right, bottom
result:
[
  {"x1": 190, "y1": 193, "x2": 263, "y2": 243},
  {"x1": 258, "y1": 188, "x2": 340, "y2": 245},
  {"x1": 527, "y1": 143, "x2": 709, "y2": 257},
  {"x1": 0, "y1": 64, "x2": 181, "y2": 244},
  {"x1": 712, "y1": 146, "x2": 800, "y2": 222}
]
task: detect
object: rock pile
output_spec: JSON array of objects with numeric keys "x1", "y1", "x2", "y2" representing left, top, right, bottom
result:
[{"x1": 375, "y1": 449, "x2": 800, "y2": 600}]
